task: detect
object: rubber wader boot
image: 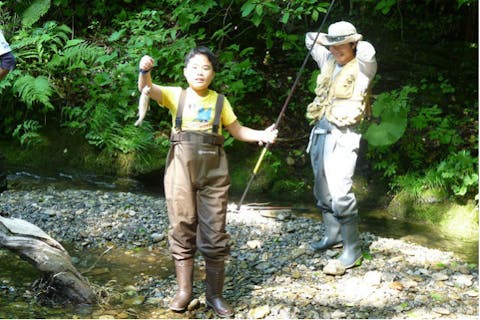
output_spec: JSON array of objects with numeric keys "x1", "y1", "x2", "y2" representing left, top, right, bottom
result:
[
  {"x1": 338, "y1": 217, "x2": 363, "y2": 268},
  {"x1": 205, "y1": 259, "x2": 234, "y2": 318},
  {"x1": 169, "y1": 258, "x2": 194, "y2": 311},
  {"x1": 310, "y1": 212, "x2": 342, "y2": 251}
]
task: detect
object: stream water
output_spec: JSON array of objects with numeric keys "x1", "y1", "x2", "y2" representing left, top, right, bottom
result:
[{"x1": 0, "y1": 170, "x2": 478, "y2": 318}]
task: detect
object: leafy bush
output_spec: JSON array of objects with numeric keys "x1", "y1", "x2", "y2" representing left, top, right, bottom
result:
[
  {"x1": 0, "y1": 0, "x2": 477, "y2": 202},
  {"x1": 366, "y1": 77, "x2": 478, "y2": 201}
]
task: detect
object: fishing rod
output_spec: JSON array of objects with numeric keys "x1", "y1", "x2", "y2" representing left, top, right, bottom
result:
[{"x1": 236, "y1": 0, "x2": 336, "y2": 211}]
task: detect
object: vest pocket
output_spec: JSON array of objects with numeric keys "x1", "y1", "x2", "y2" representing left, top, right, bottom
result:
[{"x1": 333, "y1": 73, "x2": 355, "y2": 99}]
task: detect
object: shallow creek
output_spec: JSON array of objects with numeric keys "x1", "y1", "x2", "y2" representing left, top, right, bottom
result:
[{"x1": 0, "y1": 170, "x2": 477, "y2": 318}]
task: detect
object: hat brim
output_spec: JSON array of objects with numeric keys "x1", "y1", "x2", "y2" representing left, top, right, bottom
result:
[{"x1": 318, "y1": 33, "x2": 363, "y2": 46}]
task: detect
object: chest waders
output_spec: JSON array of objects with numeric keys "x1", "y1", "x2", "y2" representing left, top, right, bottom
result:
[
  {"x1": 165, "y1": 90, "x2": 234, "y2": 317},
  {"x1": 308, "y1": 61, "x2": 364, "y2": 270}
]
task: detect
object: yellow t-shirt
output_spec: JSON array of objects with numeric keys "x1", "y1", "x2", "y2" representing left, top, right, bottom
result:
[{"x1": 157, "y1": 86, "x2": 237, "y2": 134}]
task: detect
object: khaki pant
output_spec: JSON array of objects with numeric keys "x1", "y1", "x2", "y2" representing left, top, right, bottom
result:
[{"x1": 164, "y1": 139, "x2": 231, "y2": 261}]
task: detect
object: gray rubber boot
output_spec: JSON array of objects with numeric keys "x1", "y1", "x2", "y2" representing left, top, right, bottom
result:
[
  {"x1": 338, "y1": 217, "x2": 362, "y2": 268},
  {"x1": 310, "y1": 212, "x2": 342, "y2": 251},
  {"x1": 169, "y1": 258, "x2": 194, "y2": 311}
]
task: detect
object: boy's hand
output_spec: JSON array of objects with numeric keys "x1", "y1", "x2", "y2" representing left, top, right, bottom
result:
[
  {"x1": 258, "y1": 124, "x2": 278, "y2": 146},
  {"x1": 139, "y1": 55, "x2": 154, "y2": 73}
]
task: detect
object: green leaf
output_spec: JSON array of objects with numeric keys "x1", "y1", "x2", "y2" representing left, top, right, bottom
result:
[
  {"x1": 255, "y1": 4, "x2": 264, "y2": 16},
  {"x1": 109, "y1": 29, "x2": 126, "y2": 42},
  {"x1": 364, "y1": 86, "x2": 417, "y2": 146},
  {"x1": 12, "y1": 75, "x2": 54, "y2": 111},
  {"x1": 364, "y1": 118, "x2": 407, "y2": 146},
  {"x1": 240, "y1": 1, "x2": 256, "y2": 17},
  {"x1": 22, "y1": 0, "x2": 51, "y2": 27}
]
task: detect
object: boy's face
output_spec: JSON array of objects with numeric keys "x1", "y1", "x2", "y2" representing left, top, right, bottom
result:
[
  {"x1": 184, "y1": 54, "x2": 215, "y2": 94},
  {"x1": 329, "y1": 42, "x2": 356, "y2": 66}
]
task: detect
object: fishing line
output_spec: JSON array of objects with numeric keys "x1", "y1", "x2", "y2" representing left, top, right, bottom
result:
[{"x1": 236, "y1": 0, "x2": 337, "y2": 211}]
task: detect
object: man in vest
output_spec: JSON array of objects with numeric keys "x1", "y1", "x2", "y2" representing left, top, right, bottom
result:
[
  {"x1": 0, "y1": 29, "x2": 15, "y2": 80},
  {"x1": 305, "y1": 21, "x2": 377, "y2": 269}
]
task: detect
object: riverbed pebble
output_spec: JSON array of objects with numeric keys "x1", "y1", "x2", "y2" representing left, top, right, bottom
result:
[{"x1": 0, "y1": 186, "x2": 478, "y2": 319}]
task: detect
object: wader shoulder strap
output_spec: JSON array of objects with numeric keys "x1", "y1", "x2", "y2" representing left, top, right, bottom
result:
[
  {"x1": 212, "y1": 94, "x2": 224, "y2": 134},
  {"x1": 175, "y1": 89, "x2": 187, "y2": 131},
  {"x1": 175, "y1": 90, "x2": 224, "y2": 133}
]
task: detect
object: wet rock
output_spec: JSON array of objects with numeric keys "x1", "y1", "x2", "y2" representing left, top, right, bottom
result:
[
  {"x1": 323, "y1": 259, "x2": 346, "y2": 276},
  {"x1": 364, "y1": 270, "x2": 382, "y2": 286},
  {"x1": 248, "y1": 305, "x2": 270, "y2": 319},
  {"x1": 246, "y1": 240, "x2": 262, "y2": 249},
  {"x1": 431, "y1": 272, "x2": 449, "y2": 281},
  {"x1": 452, "y1": 274, "x2": 474, "y2": 287},
  {"x1": 331, "y1": 310, "x2": 347, "y2": 318},
  {"x1": 123, "y1": 295, "x2": 145, "y2": 306},
  {"x1": 432, "y1": 306, "x2": 451, "y2": 315},
  {"x1": 150, "y1": 232, "x2": 164, "y2": 243}
]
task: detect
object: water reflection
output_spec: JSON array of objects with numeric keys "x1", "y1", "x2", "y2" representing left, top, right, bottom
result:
[{"x1": 0, "y1": 245, "x2": 174, "y2": 319}]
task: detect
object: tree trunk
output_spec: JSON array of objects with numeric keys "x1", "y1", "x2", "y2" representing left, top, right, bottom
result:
[{"x1": 0, "y1": 216, "x2": 96, "y2": 304}]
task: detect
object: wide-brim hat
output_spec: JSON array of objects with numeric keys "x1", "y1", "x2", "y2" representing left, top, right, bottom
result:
[{"x1": 318, "y1": 21, "x2": 363, "y2": 46}]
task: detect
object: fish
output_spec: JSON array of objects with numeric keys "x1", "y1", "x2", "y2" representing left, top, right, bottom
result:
[{"x1": 134, "y1": 86, "x2": 151, "y2": 126}]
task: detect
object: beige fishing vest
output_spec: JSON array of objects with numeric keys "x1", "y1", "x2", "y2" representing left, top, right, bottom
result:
[{"x1": 306, "y1": 57, "x2": 368, "y2": 127}]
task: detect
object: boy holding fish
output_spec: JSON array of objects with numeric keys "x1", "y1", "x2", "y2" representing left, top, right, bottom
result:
[{"x1": 136, "y1": 46, "x2": 277, "y2": 317}]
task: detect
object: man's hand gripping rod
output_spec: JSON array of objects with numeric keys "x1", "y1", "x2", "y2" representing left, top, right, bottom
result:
[{"x1": 236, "y1": 0, "x2": 336, "y2": 211}]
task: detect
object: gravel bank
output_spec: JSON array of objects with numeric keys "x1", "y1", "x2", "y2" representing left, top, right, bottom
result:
[{"x1": 0, "y1": 187, "x2": 478, "y2": 319}]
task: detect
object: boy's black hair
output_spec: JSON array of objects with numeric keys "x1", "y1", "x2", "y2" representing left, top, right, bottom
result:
[{"x1": 184, "y1": 46, "x2": 218, "y2": 72}]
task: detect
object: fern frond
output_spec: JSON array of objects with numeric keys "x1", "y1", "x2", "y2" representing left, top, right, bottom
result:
[
  {"x1": 13, "y1": 21, "x2": 71, "y2": 64},
  {"x1": 48, "y1": 40, "x2": 105, "y2": 70},
  {"x1": 12, "y1": 120, "x2": 43, "y2": 146},
  {"x1": 22, "y1": 0, "x2": 51, "y2": 28},
  {"x1": 13, "y1": 75, "x2": 55, "y2": 111},
  {"x1": 110, "y1": 125, "x2": 155, "y2": 154}
]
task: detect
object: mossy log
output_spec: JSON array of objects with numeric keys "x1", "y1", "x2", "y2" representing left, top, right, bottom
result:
[{"x1": 0, "y1": 216, "x2": 96, "y2": 304}]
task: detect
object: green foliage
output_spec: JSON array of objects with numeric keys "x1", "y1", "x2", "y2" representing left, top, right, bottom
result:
[
  {"x1": 48, "y1": 40, "x2": 104, "y2": 70},
  {"x1": 12, "y1": 120, "x2": 43, "y2": 146},
  {"x1": 372, "y1": 0, "x2": 397, "y2": 15},
  {"x1": 12, "y1": 75, "x2": 54, "y2": 112},
  {"x1": 0, "y1": 0, "x2": 477, "y2": 202},
  {"x1": 239, "y1": 0, "x2": 329, "y2": 50},
  {"x1": 435, "y1": 150, "x2": 478, "y2": 197},
  {"x1": 367, "y1": 76, "x2": 478, "y2": 201},
  {"x1": 13, "y1": 21, "x2": 71, "y2": 66},
  {"x1": 21, "y1": 0, "x2": 51, "y2": 27},
  {"x1": 457, "y1": 0, "x2": 477, "y2": 7},
  {"x1": 215, "y1": 45, "x2": 262, "y2": 115},
  {"x1": 271, "y1": 179, "x2": 307, "y2": 195},
  {"x1": 364, "y1": 85, "x2": 417, "y2": 146}
]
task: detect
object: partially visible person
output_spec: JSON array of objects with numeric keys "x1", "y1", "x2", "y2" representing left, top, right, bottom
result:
[
  {"x1": 0, "y1": 29, "x2": 15, "y2": 80},
  {"x1": 0, "y1": 30, "x2": 15, "y2": 191},
  {"x1": 137, "y1": 46, "x2": 278, "y2": 317},
  {"x1": 305, "y1": 21, "x2": 377, "y2": 269},
  {"x1": 0, "y1": 153, "x2": 6, "y2": 193}
]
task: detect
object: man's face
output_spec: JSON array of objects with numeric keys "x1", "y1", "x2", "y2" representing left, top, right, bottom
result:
[
  {"x1": 329, "y1": 42, "x2": 356, "y2": 66},
  {"x1": 184, "y1": 54, "x2": 215, "y2": 94}
]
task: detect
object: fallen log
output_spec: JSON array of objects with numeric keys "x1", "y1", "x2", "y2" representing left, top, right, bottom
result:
[{"x1": 0, "y1": 215, "x2": 96, "y2": 304}]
